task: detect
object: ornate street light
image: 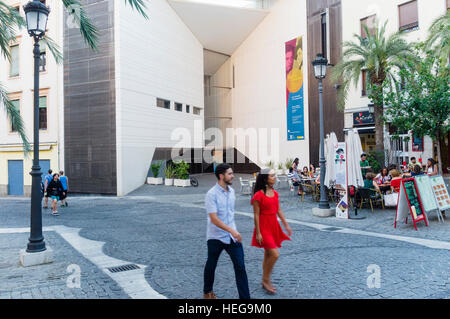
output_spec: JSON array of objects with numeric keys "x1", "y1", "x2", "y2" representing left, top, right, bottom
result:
[
  {"x1": 312, "y1": 54, "x2": 330, "y2": 210},
  {"x1": 23, "y1": 0, "x2": 50, "y2": 253}
]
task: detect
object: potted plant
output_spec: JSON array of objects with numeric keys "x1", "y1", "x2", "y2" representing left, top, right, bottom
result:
[
  {"x1": 173, "y1": 160, "x2": 191, "y2": 187},
  {"x1": 284, "y1": 158, "x2": 293, "y2": 174},
  {"x1": 265, "y1": 160, "x2": 275, "y2": 170},
  {"x1": 163, "y1": 163, "x2": 175, "y2": 186},
  {"x1": 277, "y1": 162, "x2": 284, "y2": 175},
  {"x1": 147, "y1": 161, "x2": 163, "y2": 185}
]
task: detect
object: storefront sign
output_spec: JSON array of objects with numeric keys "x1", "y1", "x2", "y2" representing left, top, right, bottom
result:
[
  {"x1": 285, "y1": 36, "x2": 305, "y2": 141},
  {"x1": 353, "y1": 111, "x2": 375, "y2": 126}
]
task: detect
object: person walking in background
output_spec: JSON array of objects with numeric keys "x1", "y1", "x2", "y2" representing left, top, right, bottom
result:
[
  {"x1": 251, "y1": 168, "x2": 292, "y2": 294},
  {"x1": 59, "y1": 171, "x2": 69, "y2": 207},
  {"x1": 203, "y1": 163, "x2": 250, "y2": 299},
  {"x1": 426, "y1": 158, "x2": 438, "y2": 176},
  {"x1": 43, "y1": 169, "x2": 53, "y2": 209},
  {"x1": 47, "y1": 173, "x2": 65, "y2": 216}
]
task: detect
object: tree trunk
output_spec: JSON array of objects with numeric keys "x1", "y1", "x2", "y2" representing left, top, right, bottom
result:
[
  {"x1": 436, "y1": 130, "x2": 443, "y2": 175},
  {"x1": 374, "y1": 103, "x2": 384, "y2": 154}
]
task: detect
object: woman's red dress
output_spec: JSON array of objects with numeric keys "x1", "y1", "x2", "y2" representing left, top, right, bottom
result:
[{"x1": 251, "y1": 190, "x2": 290, "y2": 249}]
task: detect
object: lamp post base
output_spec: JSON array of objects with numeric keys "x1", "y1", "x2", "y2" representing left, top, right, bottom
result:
[
  {"x1": 20, "y1": 246, "x2": 53, "y2": 267},
  {"x1": 312, "y1": 207, "x2": 335, "y2": 218}
]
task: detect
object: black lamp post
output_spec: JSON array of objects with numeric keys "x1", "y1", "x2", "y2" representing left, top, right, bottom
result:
[
  {"x1": 312, "y1": 54, "x2": 329, "y2": 210},
  {"x1": 23, "y1": 0, "x2": 50, "y2": 253}
]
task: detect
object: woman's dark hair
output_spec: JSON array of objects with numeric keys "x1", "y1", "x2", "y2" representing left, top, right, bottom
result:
[
  {"x1": 253, "y1": 170, "x2": 271, "y2": 195},
  {"x1": 289, "y1": 167, "x2": 293, "y2": 173},
  {"x1": 413, "y1": 165, "x2": 422, "y2": 174},
  {"x1": 215, "y1": 163, "x2": 232, "y2": 180},
  {"x1": 428, "y1": 158, "x2": 436, "y2": 166},
  {"x1": 293, "y1": 158, "x2": 299, "y2": 165},
  {"x1": 303, "y1": 166, "x2": 308, "y2": 171},
  {"x1": 52, "y1": 173, "x2": 59, "y2": 178},
  {"x1": 380, "y1": 167, "x2": 388, "y2": 176}
]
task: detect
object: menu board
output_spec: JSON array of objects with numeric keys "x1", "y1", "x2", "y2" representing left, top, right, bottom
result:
[
  {"x1": 414, "y1": 175, "x2": 438, "y2": 212},
  {"x1": 403, "y1": 179, "x2": 423, "y2": 217},
  {"x1": 429, "y1": 175, "x2": 450, "y2": 211}
]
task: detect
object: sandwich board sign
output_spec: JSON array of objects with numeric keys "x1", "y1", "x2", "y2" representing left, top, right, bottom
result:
[
  {"x1": 414, "y1": 175, "x2": 444, "y2": 223},
  {"x1": 429, "y1": 175, "x2": 450, "y2": 211},
  {"x1": 394, "y1": 178, "x2": 428, "y2": 231}
]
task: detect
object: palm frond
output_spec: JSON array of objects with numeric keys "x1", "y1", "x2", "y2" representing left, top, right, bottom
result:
[
  {"x1": 41, "y1": 35, "x2": 64, "y2": 64},
  {"x1": 62, "y1": 0, "x2": 99, "y2": 51},
  {"x1": 0, "y1": 82, "x2": 31, "y2": 155},
  {"x1": 0, "y1": 1, "x2": 25, "y2": 60},
  {"x1": 125, "y1": 0, "x2": 149, "y2": 20}
]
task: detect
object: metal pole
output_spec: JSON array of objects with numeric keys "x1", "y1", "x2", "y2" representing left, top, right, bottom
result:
[
  {"x1": 27, "y1": 36, "x2": 46, "y2": 253},
  {"x1": 318, "y1": 78, "x2": 330, "y2": 209}
]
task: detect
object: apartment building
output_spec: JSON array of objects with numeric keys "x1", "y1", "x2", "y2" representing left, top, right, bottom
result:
[{"x1": 0, "y1": 0, "x2": 64, "y2": 196}]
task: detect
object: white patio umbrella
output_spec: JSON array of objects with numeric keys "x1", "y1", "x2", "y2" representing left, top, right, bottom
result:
[
  {"x1": 324, "y1": 132, "x2": 338, "y2": 187},
  {"x1": 346, "y1": 129, "x2": 364, "y2": 188}
]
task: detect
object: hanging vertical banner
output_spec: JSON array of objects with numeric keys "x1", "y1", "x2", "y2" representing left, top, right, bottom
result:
[{"x1": 285, "y1": 36, "x2": 305, "y2": 141}]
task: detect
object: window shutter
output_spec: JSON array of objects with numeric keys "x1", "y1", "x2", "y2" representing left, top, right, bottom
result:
[{"x1": 399, "y1": 0, "x2": 418, "y2": 31}]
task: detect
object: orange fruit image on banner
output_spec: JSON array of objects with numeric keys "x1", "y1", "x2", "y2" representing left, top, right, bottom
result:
[{"x1": 287, "y1": 67, "x2": 303, "y2": 93}]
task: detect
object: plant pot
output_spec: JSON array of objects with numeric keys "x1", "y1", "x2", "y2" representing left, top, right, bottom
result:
[
  {"x1": 147, "y1": 177, "x2": 163, "y2": 185},
  {"x1": 174, "y1": 179, "x2": 191, "y2": 187},
  {"x1": 276, "y1": 169, "x2": 284, "y2": 175},
  {"x1": 165, "y1": 178, "x2": 174, "y2": 186}
]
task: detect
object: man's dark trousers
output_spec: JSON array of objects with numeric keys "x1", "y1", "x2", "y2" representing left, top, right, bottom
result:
[{"x1": 203, "y1": 239, "x2": 250, "y2": 299}]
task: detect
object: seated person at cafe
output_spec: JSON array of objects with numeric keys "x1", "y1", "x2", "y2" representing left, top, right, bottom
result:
[
  {"x1": 360, "y1": 153, "x2": 370, "y2": 179},
  {"x1": 288, "y1": 167, "x2": 303, "y2": 196},
  {"x1": 375, "y1": 167, "x2": 391, "y2": 193},
  {"x1": 364, "y1": 172, "x2": 380, "y2": 191},
  {"x1": 301, "y1": 166, "x2": 309, "y2": 178},
  {"x1": 411, "y1": 164, "x2": 424, "y2": 176},
  {"x1": 408, "y1": 157, "x2": 421, "y2": 171},
  {"x1": 389, "y1": 169, "x2": 403, "y2": 193}
]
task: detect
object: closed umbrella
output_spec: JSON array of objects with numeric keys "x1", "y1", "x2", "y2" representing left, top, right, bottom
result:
[
  {"x1": 324, "y1": 132, "x2": 338, "y2": 187},
  {"x1": 346, "y1": 129, "x2": 364, "y2": 188}
]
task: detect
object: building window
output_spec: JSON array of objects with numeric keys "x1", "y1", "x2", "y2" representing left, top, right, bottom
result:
[
  {"x1": 156, "y1": 98, "x2": 170, "y2": 109},
  {"x1": 9, "y1": 44, "x2": 19, "y2": 77},
  {"x1": 193, "y1": 107, "x2": 201, "y2": 115},
  {"x1": 10, "y1": 99, "x2": 20, "y2": 132},
  {"x1": 175, "y1": 102, "x2": 182, "y2": 112},
  {"x1": 39, "y1": 46, "x2": 46, "y2": 72},
  {"x1": 399, "y1": 0, "x2": 419, "y2": 32},
  {"x1": 361, "y1": 70, "x2": 369, "y2": 96},
  {"x1": 186, "y1": 105, "x2": 190, "y2": 113},
  {"x1": 39, "y1": 96, "x2": 47, "y2": 130},
  {"x1": 361, "y1": 14, "x2": 376, "y2": 38}
]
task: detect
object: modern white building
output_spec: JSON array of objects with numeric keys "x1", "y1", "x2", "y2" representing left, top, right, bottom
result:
[{"x1": 0, "y1": 0, "x2": 64, "y2": 196}]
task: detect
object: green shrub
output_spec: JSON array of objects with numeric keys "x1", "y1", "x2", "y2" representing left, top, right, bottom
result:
[
  {"x1": 174, "y1": 160, "x2": 190, "y2": 179},
  {"x1": 163, "y1": 163, "x2": 176, "y2": 179},
  {"x1": 151, "y1": 161, "x2": 163, "y2": 178},
  {"x1": 367, "y1": 151, "x2": 384, "y2": 174},
  {"x1": 285, "y1": 158, "x2": 293, "y2": 170}
]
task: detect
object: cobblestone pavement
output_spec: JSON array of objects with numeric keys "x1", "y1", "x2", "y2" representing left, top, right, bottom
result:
[{"x1": 0, "y1": 173, "x2": 449, "y2": 299}]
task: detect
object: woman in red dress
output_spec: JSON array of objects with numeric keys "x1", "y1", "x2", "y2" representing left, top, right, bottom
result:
[{"x1": 251, "y1": 168, "x2": 292, "y2": 294}]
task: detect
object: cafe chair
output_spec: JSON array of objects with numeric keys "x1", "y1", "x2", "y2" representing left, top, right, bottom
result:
[
  {"x1": 239, "y1": 177, "x2": 251, "y2": 195},
  {"x1": 357, "y1": 187, "x2": 383, "y2": 213}
]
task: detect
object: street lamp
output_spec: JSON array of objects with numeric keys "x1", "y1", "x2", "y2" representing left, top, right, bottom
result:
[
  {"x1": 23, "y1": 0, "x2": 50, "y2": 253},
  {"x1": 312, "y1": 54, "x2": 329, "y2": 210}
]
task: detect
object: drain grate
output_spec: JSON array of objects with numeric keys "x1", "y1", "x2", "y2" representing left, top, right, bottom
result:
[
  {"x1": 107, "y1": 264, "x2": 140, "y2": 273},
  {"x1": 322, "y1": 227, "x2": 342, "y2": 232}
]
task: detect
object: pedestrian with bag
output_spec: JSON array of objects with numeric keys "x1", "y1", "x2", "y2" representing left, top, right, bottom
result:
[
  {"x1": 203, "y1": 163, "x2": 250, "y2": 299},
  {"x1": 47, "y1": 173, "x2": 65, "y2": 216},
  {"x1": 59, "y1": 170, "x2": 69, "y2": 207},
  {"x1": 251, "y1": 168, "x2": 292, "y2": 294}
]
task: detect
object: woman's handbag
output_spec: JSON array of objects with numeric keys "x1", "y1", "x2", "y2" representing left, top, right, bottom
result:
[{"x1": 384, "y1": 192, "x2": 399, "y2": 207}]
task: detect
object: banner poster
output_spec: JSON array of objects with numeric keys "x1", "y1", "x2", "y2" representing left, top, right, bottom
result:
[
  {"x1": 285, "y1": 36, "x2": 305, "y2": 141},
  {"x1": 335, "y1": 142, "x2": 348, "y2": 219}
]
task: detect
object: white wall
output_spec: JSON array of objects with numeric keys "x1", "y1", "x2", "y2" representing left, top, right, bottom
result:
[
  {"x1": 208, "y1": 0, "x2": 309, "y2": 168},
  {"x1": 115, "y1": 0, "x2": 204, "y2": 195}
]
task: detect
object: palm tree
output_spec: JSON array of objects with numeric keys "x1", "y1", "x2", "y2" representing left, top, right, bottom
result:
[
  {"x1": 330, "y1": 21, "x2": 416, "y2": 153},
  {"x1": 0, "y1": 0, "x2": 148, "y2": 153},
  {"x1": 425, "y1": 10, "x2": 450, "y2": 63}
]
